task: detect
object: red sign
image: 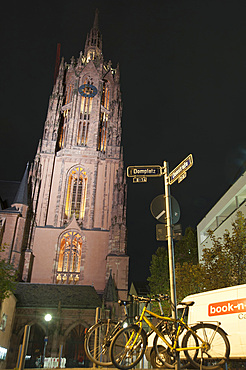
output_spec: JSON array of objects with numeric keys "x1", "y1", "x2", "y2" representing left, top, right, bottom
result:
[{"x1": 208, "y1": 298, "x2": 246, "y2": 316}]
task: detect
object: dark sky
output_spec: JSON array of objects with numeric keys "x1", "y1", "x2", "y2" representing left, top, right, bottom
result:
[{"x1": 1, "y1": 0, "x2": 246, "y2": 284}]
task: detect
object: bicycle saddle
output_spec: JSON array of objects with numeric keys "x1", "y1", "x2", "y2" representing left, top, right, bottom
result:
[{"x1": 179, "y1": 301, "x2": 194, "y2": 306}]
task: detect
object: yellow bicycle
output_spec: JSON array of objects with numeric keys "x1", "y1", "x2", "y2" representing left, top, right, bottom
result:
[{"x1": 109, "y1": 295, "x2": 230, "y2": 370}]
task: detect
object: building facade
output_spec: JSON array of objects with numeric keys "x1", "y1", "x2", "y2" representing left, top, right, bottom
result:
[
  {"x1": 0, "y1": 10, "x2": 129, "y2": 366},
  {"x1": 197, "y1": 171, "x2": 246, "y2": 259},
  {"x1": 14, "y1": 9, "x2": 127, "y2": 298}
]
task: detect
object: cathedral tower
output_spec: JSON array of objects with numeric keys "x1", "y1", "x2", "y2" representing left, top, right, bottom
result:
[{"x1": 27, "y1": 10, "x2": 129, "y2": 298}]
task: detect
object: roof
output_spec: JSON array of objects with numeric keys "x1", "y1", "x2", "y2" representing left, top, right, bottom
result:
[
  {"x1": 13, "y1": 164, "x2": 29, "y2": 205},
  {"x1": 15, "y1": 283, "x2": 102, "y2": 309},
  {"x1": 129, "y1": 281, "x2": 150, "y2": 297},
  {"x1": 103, "y1": 272, "x2": 118, "y2": 302}
]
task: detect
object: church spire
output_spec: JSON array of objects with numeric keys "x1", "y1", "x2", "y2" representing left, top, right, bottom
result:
[
  {"x1": 93, "y1": 8, "x2": 99, "y2": 29},
  {"x1": 84, "y1": 9, "x2": 102, "y2": 62},
  {"x1": 13, "y1": 163, "x2": 29, "y2": 206}
]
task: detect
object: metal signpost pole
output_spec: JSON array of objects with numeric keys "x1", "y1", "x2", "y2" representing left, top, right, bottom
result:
[
  {"x1": 127, "y1": 155, "x2": 193, "y2": 370},
  {"x1": 163, "y1": 161, "x2": 180, "y2": 370},
  {"x1": 18, "y1": 325, "x2": 31, "y2": 370}
]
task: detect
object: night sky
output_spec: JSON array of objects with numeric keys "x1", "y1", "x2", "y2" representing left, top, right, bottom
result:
[{"x1": 1, "y1": 0, "x2": 246, "y2": 284}]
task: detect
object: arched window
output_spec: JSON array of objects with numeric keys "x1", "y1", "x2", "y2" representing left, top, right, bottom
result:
[
  {"x1": 65, "y1": 167, "x2": 87, "y2": 220},
  {"x1": 57, "y1": 231, "x2": 82, "y2": 273},
  {"x1": 44, "y1": 128, "x2": 48, "y2": 140}
]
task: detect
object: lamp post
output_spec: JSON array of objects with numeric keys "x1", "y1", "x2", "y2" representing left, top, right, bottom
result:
[{"x1": 42, "y1": 314, "x2": 52, "y2": 368}]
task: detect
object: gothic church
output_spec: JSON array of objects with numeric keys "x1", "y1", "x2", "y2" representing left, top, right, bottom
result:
[
  {"x1": 0, "y1": 10, "x2": 129, "y2": 366},
  {"x1": 1, "y1": 10, "x2": 128, "y2": 298},
  {"x1": 29, "y1": 9, "x2": 129, "y2": 297}
]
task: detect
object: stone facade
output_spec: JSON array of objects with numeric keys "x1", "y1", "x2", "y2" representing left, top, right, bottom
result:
[
  {"x1": 0, "y1": 9, "x2": 129, "y2": 366},
  {"x1": 25, "y1": 9, "x2": 128, "y2": 298},
  {"x1": 0, "y1": 295, "x2": 16, "y2": 369},
  {"x1": 5, "y1": 283, "x2": 102, "y2": 368}
]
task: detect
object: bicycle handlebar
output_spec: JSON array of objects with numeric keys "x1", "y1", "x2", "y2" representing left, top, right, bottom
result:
[
  {"x1": 118, "y1": 300, "x2": 132, "y2": 306},
  {"x1": 130, "y1": 294, "x2": 169, "y2": 303}
]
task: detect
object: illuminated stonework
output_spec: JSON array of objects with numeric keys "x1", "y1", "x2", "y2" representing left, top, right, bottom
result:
[
  {"x1": 65, "y1": 167, "x2": 87, "y2": 221},
  {"x1": 57, "y1": 231, "x2": 82, "y2": 273},
  {"x1": 27, "y1": 11, "x2": 129, "y2": 298}
]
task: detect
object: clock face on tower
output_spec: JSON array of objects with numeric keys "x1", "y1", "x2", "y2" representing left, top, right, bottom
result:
[{"x1": 78, "y1": 84, "x2": 98, "y2": 97}]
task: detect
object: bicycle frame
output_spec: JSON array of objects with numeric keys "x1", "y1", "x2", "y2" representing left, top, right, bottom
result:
[
  {"x1": 135, "y1": 304, "x2": 220, "y2": 353},
  {"x1": 110, "y1": 297, "x2": 229, "y2": 370}
]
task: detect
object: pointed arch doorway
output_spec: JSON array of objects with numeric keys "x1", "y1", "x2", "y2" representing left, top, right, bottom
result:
[{"x1": 64, "y1": 324, "x2": 88, "y2": 367}]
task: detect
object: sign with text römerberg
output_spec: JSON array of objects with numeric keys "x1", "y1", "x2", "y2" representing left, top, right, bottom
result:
[{"x1": 168, "y1": 154, "x2": 193, "y2": 185}]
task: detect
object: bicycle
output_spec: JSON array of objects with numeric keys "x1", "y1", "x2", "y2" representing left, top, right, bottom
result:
[
  {"x1": 84, "y1": 299, "x2": 131, "y2": 366},
  {"x1": 84, "y1": 294, "x2": 167, "y2": 367},
  {"x1": 109, "y1": 295, "x2": 230, "y2": 370}
]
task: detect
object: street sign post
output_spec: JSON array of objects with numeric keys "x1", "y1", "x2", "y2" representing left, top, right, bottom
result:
[
  {"x1": 168, "y1": 154, "x2": 193, "y2": 185},
  {"x1": 127, "y1": 165, "x2": 162, "y2": 178},
  {"x1": 127, "y1": 155, "x2": 193, "y2": 370}
]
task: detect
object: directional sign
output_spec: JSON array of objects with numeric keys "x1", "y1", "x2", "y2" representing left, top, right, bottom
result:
[
  {"x1": 168, "y1": 154, "x2": 193, "y2": 185},
  {"x1": 127, "y1": 165, "x2": 162, "y2": 178}
]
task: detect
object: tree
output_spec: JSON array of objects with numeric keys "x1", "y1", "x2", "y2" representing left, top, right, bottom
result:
[
  {"x1": 0, "y1": 244, "x2": 17, "y2": 303},
  {"x1": 148, "y1": 228, "x2": 199, "y2": 300},
  {"x1": 175, "y1": 227, "x2": 198, "y2": 265},
  {"x1": 201, "y1": 211, "x2": 246, "y2": 290},
  {"x1": 175, "y1": 262, "x2": 203, "y2": 301},
  {"x1": 148, "y1": 213, "x2": 246, "y2": 304},
  {"x1": 148, "y1": 246, "x2": 169, "y2": 296},
  {"x1": 174, "y1": 227, "x2": 202, "y2": 301}
]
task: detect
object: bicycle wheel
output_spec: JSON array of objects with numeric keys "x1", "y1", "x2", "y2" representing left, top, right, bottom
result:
[
  {"x1": 110, "y1": 324, "x2": 147, "y2": 370},
  {"x1": 182, "y1": 323, "x2": 230, "y2": 369},
  {"x1": 153, "y1": 333, "x2": 192, "y2": 369},
  {"x1": 151, "y1": 345, "x2": 172, "y2": 368},
  {"x1": 84, "y1": 320, "x2": 117, "y2": 366}
]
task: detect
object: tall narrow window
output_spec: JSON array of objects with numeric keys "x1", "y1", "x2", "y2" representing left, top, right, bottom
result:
[
  {"x1": 61, "y1": 125, "x2": 67, "y2": 148},
  {"x1": 65, "y1": 84, "x2": 73, "y2": 104},
  {"x1": 101, "y1": 80, "x2": 110, "y2": 110},
  {"x1": 57, "y1": 231, "x2": 82, "y2": 273},
  {"x1": 98, "y1": 112, "x2": 108, "y2": 152},
  {"x1": 77, "y1": 81, "x2": 93, "y2": 146},
  {"x1": 65, "y1": 167, "x2": 87, "y2": 220}
]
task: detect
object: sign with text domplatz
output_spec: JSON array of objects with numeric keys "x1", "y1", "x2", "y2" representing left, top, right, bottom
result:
[
  {"x1": 168, "y1": 154, "x2": 193, "y2": 185},
  {"x1": 127, "y1": 165, "x2": 162, "y2": 177}
]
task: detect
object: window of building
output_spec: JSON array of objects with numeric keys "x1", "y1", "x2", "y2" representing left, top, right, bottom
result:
[
  {"x1": 77, "y1": 77, "x2": 94, "y2": 147},
  {"x1": 64, "y1": 167, "x2": 87, "y2": 220},
  {"x1": 98, "y1": 112, "x2": 108, "y2": 152},
  {"x1": 77, "y1": 121, "x2": 89, "y2": 146},
  {"x1": 57, "y1": 231, "x2": 82, "y2": 273},
  {"x1": 101, "y1": 80, "x2": 110, "y2": 110},
  {"x1": 65, "y1": 84, "x2": 73, "y2": 104},
  {"x1": 61, "y1": 124, "x2": 67, "y2": 148}
]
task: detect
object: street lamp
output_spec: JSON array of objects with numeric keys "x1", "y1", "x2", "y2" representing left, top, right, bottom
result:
[
  {"x1": 45, "y1": 314, "x2": 52, "y2": 322},
  {"x1": 42, "y1": 314, "x2": 52, "y2": 367}
]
